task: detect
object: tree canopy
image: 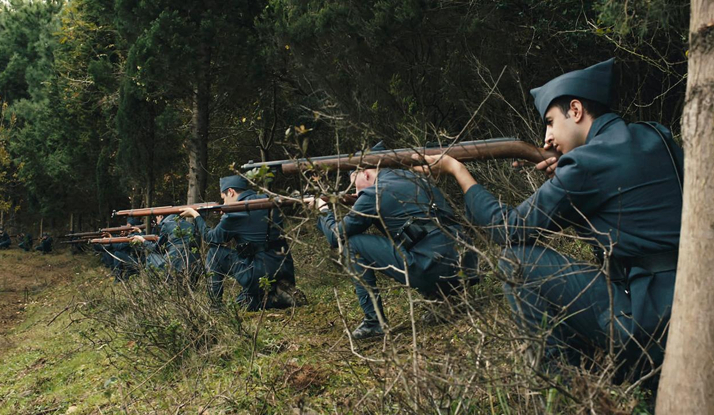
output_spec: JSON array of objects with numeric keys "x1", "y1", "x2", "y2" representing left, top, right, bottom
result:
[{"x1": 0, "y1": 0, "x2": 689, "y2": 227}]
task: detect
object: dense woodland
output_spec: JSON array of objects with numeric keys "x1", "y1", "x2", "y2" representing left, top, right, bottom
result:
[
  {"x1": 0, "y1": 0, "x2": 707, "y2": 413},
  {"x1": 0, "y1": 0, "x2": 689, "y2": 231}
]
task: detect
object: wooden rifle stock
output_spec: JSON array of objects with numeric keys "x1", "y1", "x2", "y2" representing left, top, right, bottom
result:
[
  {"x1": 241, "y1": 138, "x2": 558, "y2": 175},
  {"x1": 89, "y1": 235, "x2": 159, "y2": 244}
]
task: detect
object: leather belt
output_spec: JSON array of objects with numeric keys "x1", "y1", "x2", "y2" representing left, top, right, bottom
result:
[{"x1": 610, "y1": 250, "x2": 678, "y2": 278}]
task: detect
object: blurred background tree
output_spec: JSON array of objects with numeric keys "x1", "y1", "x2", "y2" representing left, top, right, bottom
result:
[{"x1": 0, "y1": 0, "x2": 689, "y2": 230}]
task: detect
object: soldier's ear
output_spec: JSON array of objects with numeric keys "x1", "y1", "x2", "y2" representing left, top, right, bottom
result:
[{"x1": 570, "y1": 99, "x2": 585, "y2": 122}]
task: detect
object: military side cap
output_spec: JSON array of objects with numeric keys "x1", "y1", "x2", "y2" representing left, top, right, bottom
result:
[
  {"x1": 530, "y1": 58, "x2": 615, "y2": 120},
  {"x1": 370, "y1": 141, "x2": 386, "y2": 152},
  {"x1": 220, "y1": 175, "x2": 249, "y2": 193},
  {"x1": 127, "y1": 217, "x2": 143, "y2": 226}
]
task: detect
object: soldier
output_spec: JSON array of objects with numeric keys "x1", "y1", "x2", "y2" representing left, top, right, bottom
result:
[
  {"x1": 180, "y1": 175, "x2": 306, "y2": 311},
  {"x1": 67, "y1": 229, "x2": 87, "y2": 255},
  {"x1": 106, "y1": 217, "x2": 145, "y2": 282},
  {"x1": 18, "y1": 232, "x2": 33, "y2": 252},
  {"x1": 131, "y1": 214, "x2": 201, "y2": 284},
  {"x1": 0, "y1": 228, "x2": 11, "y2": 249},
  {"x1": 34, "y1": 232, "x2": 53, "y2": 254},
  {"x1": 314, "y1": 167, "x2": 478, "y2": 340},
  {"x1": 415, "y1": 59, "x2": 682, "y2": 381}
]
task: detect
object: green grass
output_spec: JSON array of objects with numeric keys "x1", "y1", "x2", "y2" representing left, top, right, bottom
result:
[{"x1": 0, "y1": 229, "x2": 651, "y2": 414}]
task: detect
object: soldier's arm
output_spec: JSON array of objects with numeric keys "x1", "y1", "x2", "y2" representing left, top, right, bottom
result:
[
  {"x1": 317, "y1": 190, "x2": 376, "y2": 248},
  {"x1": 181, "y1": 207, "x2": 239, "y2": 245}
]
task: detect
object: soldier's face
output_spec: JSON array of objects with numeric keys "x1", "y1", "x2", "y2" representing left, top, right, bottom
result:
[{"x1": 544, "y1": 104, "x2": 587, "y2": 155}]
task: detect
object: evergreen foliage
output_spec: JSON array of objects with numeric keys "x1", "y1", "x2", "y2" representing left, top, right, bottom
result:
[{"x1": 0, "y1": 0, "x2": 689, "y2": 224}]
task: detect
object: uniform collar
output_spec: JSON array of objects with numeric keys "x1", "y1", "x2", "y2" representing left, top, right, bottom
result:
[
  {"x1": 585, "y1": 113, "x2": 620, "y2": 144},
  {"x1": 236, "y1": 189, "x2": 256, "y2": 201}
]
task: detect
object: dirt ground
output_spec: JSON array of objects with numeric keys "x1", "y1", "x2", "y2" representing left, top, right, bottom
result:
[{"x1": 0, "y1": 248, "x2": 80, "y2": 349}]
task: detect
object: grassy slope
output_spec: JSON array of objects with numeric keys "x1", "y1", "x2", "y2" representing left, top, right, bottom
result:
[{"x1": 0, "y1": 227, "x2": 647, "y2": 414}]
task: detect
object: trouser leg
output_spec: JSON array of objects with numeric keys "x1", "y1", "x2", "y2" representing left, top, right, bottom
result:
[
  {"x1": 205, "y1": 246, "x2": 234, "y2": 304},
  {"x1": 346, "y1": 234, "x2": 420, "y2": 324},
  {"x1": 499, "y1": 245, "x2": 615, "y2": 364}
]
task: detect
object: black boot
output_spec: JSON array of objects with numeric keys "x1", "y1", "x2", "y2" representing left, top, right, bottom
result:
[{"x1": 351, "y1": 319, "x2": 384, "y2": 340}]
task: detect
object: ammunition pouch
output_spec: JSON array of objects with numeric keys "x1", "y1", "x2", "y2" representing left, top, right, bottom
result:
[{"x1": 395, "y1": 218, "x2": 448, "y2": 250}]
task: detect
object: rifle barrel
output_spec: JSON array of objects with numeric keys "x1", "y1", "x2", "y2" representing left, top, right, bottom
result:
[
  {"x1": 89, "y1": 235, "x2": 159, "y2": 244},
  {"x1": 100, "y1": 224, "x2": 147, "y2": 233},
  {"x1": 60, "y1": 238, "x2": 92, "y2": 245},
  {"x1": 216, "y1": 194, "x2": 358, "y2": 213},
  {"x1": 63, "y1": 231, "x2": 103, "y2": 238},
  {"x1": 64, "y1": 224, "x2": 147, "y2": 238},
  {"x1": 113, "y1": 195, "x2": 358, "y2": 220},
  {"x1": 113, "y1": 202, "x2": 220, "y2": 217}
]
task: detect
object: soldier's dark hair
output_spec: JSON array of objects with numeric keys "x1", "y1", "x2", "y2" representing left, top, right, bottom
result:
[{"x1": 549, "y1": 95, "x2": 609, "y2": 120}]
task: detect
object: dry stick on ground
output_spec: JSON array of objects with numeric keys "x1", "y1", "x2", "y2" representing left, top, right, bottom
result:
[{"x1": 332, "y1": 287, "x2": 384, "y2": 363}]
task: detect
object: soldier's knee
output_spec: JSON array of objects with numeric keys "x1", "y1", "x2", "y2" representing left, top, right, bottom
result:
[
  {"x1": 498, "y1": 245, "x2": 545, "y2": 284},
  {"x1": 497, "y1": 247, "x2": 523, "y2": 276}
]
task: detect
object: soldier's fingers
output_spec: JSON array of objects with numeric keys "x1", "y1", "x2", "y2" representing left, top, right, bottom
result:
[
  {"x1": 410, "y1": 153, "x2": 427, "y2": 164},
  {"x1": 535, "y1": 157, "x2": 557, "y2": 171},
  {"x1": 411, "y1": 165, "x2": 428, "y2": 175}
]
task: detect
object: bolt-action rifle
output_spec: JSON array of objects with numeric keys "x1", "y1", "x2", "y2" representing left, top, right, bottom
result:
[
  {"x1": 112, "y1": 202, "x2": 220, "y2": 218},
  {"x1": 240, "y1": 138, "x2": 559, "y2": 175},
  {"x1": 63, "y1": 224, "x2": 147, "y2": 239},
  {"x1": 113, "y1": 194, "x2": 359, "y2": 218},
  {"x1": 89, "y1": 235, "x2": 159, "y2": 244}
]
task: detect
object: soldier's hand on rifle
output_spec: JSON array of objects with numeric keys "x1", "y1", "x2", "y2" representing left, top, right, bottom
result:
[
  {"x1": 511, "y1": 140, "x2": 559, "y2": 178},
  {"x1": 410, "y1": 153, "x2": 461, "y2": 177},
  {"x1": 307, "y1": 196, "x2": 329, "y2": 212},
  {"x1": 129, "y1": 235, "x2": 146, "y2": 243},
  {"x1": 534, "y1": 157, "x2": 559, "y2": 178},
  {"x1": 179, "y1": 207, "x2": 200, "y2": 219},
  {"x1": 411, "y1": 153, "x2": 477, "y2": 194}
]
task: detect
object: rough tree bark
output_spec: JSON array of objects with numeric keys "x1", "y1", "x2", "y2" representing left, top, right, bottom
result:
[
  {"x1": 186, "y1": 39, "x2": 211, "y2": 204},
  {"x1": 656, "y1": 1, "x2": 714, "y2": 412}
]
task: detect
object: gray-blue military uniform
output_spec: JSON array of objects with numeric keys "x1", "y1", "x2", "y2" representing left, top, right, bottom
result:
[
  {"x1": 143, "y1": 214, "x2": 201, "y2": 283},
  {"x1": 35, "y1": 233, "x2": 53, "y2": 253},
  {"x1": 317, "y1": 168, "x2": 477, "y2": 335},
  {"x1": 0, "y1": 229, "x2": 10, "y2": 249},
  {"x1": 18, "y1": 233, "x2": 33, "y2": 251},
  {"x1": 107, "y1": 218, "x2": 145, "y2": 282},
  {"x1": 94, "y1": 242, "x2": 115, "y2": 267},
  {"x1": 194, "y1": 176, "x2": 295, "y2": 311},
  {"x1": 464, "y1": 59, "x2": 682, "y2": 378}
]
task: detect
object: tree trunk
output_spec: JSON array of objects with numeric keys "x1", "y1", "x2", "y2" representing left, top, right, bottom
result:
[
  {"x1": 656, "y1": 1, "x2": 714, "y2": 412},
  {"x1": 144, "y1": 108, "x2": 156, "y2": 229},
  {"x1": 187, "y1": 40, "x2": 211, "y2": 204}
]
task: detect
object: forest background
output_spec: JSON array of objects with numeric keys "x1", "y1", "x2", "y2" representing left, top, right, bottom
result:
[
  {"x1": 0, "y1": 0, "x2": 689, "y2": 231},
  {"x1": 0, "y1": 0, "x2": 696, "y2": 413}
]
